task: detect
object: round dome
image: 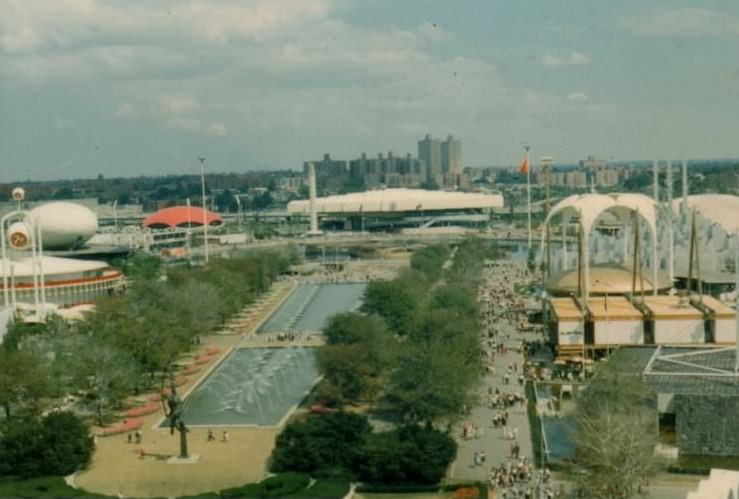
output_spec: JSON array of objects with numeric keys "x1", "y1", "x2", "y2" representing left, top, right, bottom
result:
[
  {"x1": 143, "y1": 206, "x2": 223, "y2": 229},
  {"x1": 29, "y1": 202, "x2": 98, "y2": 250},
  {"x1": 546, "y1": 264, "x2": 671, "y2": 296}
]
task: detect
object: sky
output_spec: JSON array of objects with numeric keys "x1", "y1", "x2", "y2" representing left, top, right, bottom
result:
[{"x1": 1, "y1": 0, "x2": 738, "y2": 182}]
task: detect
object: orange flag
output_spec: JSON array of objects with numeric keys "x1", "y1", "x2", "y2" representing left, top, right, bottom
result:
[{"x1": 519, "y1": 155, "x2": 529, "y2": 174}]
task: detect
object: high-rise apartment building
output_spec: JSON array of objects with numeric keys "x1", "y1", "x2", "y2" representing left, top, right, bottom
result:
[
  {"x1": 441, "y1": 135, "x2": 463, "y2": 176},
  {"x1": 303, "y1": 153, "x2": 348, "y2": 191},
  {"x1": 417, "y1": 134, "x2": 442, "y2": 184}
]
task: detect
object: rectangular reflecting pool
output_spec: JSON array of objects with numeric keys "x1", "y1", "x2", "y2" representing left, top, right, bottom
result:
[
  {"x1": 258, "y1": 283, "x2": 366, "y2": 333},
  {"x1": 178, "y1": 347, "x2": 319, "y2": 427}
]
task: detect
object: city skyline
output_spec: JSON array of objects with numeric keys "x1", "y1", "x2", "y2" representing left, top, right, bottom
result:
[{"x1": 2, "y1": 0, "x2": 739, "y2": 182}]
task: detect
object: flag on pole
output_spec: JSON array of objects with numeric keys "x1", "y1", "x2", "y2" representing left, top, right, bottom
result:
[{"x1": 519, "y1": 155, "x2": 529, "y2": 174}]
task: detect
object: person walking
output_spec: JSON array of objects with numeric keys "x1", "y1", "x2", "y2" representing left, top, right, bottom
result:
[
  {"x1": 207, "y1": 428, "x2": 215, "y2": 441},
  {"x1": 221, "y1": 430, "x2": 229, "y2": 442}
]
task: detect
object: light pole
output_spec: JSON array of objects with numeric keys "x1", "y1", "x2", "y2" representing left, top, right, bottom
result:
[
  {"x1": 199, "y1": 157, "x2": 209, "y2": 264},
  {"x1": 234, "y1": 194, "x2": 242, "y2": 232}
]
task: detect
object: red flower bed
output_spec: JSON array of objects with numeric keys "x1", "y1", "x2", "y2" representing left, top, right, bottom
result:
[
  {"x1": 125, "y1": 402, "x2": 160, "y2": 418},
  {"x1": 183, "y1": 364, "x2": 201, "y2": 375},
  {"x1": 195, "y1": 355, "x2": 212, "y2": 365},
  {"x1": 98, "y1": 418, "x2": 143, "y2": 437},
  {"x1": 310, "y1": 404, "x2": 337, "y2": 414}
]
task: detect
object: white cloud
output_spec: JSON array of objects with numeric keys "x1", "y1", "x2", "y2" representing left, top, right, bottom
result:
[
  {"x1": 207, "y1": 123, "x2": 227, "y2": 136},
  {"x1": 159, "y1": 95, "x2": 201, "y2": 115},
  {"x1": 53, "y1": 116, "x2": 75, "y2": 129},
  {"x1": 620, "y1": 8, "x2": 739, "y2": 37},
  {"x1": 541, "y1": 52, "x2": 590, "y2": 68},
  {"x1": 0, "y1": 0, "x2": 338, "y2": 55},
  {"x1": 114, "y1": 102, "x2": 136, "y2": 119},
  {"x1": 566, "y1": 92, "x2": 589, "y2": 103}
]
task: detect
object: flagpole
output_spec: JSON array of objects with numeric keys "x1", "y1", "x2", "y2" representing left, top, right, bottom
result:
[{"x1": 525, "y1": 146, "x2": 532, "y2": 252}]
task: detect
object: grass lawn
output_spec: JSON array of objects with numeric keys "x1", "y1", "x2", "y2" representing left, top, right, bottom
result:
[{"x1": 0, "y1": 476, "x2": 110, "y2": 498}]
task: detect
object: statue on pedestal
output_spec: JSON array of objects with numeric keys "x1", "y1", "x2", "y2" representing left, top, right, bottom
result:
[{"x1": 163, "y1": 380, "x2": 189, "y2": 459}]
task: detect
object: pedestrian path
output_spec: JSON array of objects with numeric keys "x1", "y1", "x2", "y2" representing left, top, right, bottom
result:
[{"x1": 450, "y1": 323, "x2": 536, "y2": 482}]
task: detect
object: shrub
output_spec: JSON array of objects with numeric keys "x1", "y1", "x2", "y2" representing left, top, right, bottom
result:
[
  {"x1": 220, "y1": 472, "x2": 311, "y2": 498},
  {"x1": 302, "y1": 478, "x2": 351, "y2": 498},
  {"x1": 39, "y1": 411, "x2": 95, "y2": 475},
  {"x1": 357, "y1": 424, "x2": 457, "y2": 485},
  {"x1": 269, "y1": 412, "x2": 370, "y2": 476},
  {"x1": 0, "y1": 412, "x2": 94, "y2": 479},
  {"x1": 0, "y1": 476, "x2": 107, "y2": 498}
]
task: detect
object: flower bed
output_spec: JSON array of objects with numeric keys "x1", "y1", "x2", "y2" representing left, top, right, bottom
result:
[
  {"x1": 125, "y1": 402, "x2": 160, "y2": 418},
  {"x1": 205, "y1": 346, "x2": 222, "y2": 355},
  {"x1": 195, "y1": 355, "x2": 212, "y2": 365},
  {"x1": 98, "y1": 418, "x2": 143, "y2": 437},
  {"x1": 182, "y1": 364, "x2": 201, "y2": 375}
]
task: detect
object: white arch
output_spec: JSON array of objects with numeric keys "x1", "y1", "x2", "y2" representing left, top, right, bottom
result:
[{"x1": 540, "y1": 193, "x2": 659, "y2": 299}]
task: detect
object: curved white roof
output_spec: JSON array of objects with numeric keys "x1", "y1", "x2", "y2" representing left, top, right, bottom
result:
[
  {"x1": 673, "y1": 194, "x2": 739, "y2": 234},
  {"x1": 287, "y1": 188, "x2": 503, "y2": 214},
  {"x1": 0, "y1": 256, "x2": 108, "y2": 278},
  {"x1": 29, "y1": 202, "x2": 98, "y2": 250},
  {"x1": 544, "y1": 193, "x2": 657, "y2": 237}
]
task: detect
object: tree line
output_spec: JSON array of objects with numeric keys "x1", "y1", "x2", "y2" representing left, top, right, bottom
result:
[
  {"x1": 269, "y1": 238, "x2": 499, "y2": 486},
  {"x1": 0, "y1": 247, "x2": 299, "y2": 480}
]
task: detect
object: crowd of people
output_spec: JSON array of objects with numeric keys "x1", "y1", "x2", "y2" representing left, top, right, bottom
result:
[{"x1": 464, "y1": 262, "x2": 564, "y2": 498}]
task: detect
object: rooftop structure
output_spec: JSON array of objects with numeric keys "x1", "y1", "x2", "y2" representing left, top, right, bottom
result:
[
  {"x1": 287, "y1": 188, "x2": 503, "y2": 216},
  {"x1": 0, "y1": 255, "x2": 124, "y2": 308},
  {"x1": 541, "y1": 192, "x2": 659, "y2": 300},
  {"x1": 545, "y1": 264, "x2": 669, "y2": 296},
  {"x1": 143, "y1": 206, "x2": 223, "y2": 229}
]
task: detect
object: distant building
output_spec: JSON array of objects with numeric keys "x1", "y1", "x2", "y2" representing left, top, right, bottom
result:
[
  {"x1": 303, "y1": 154, "x2": 348, "y2": 192},
  {"x1": 441, "y1": 135, "x2": 463, "y2": 177},
  {"x1": 418, "y1": 134, "x2": 442, "y2": 184},
  {"x1": 580, "y1": 155, "x2": 618, "y2": 187},
  {"x1": 349, "y1": 152, "x2": 423, "y2": 189},
  {"x1": 277, "y1": 176, "x2": 304, "y2": 193}
]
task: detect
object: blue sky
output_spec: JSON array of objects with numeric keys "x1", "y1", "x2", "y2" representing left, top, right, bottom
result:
[{"x1": 1, "y1": 0, "x2": 738, "y2": 181}]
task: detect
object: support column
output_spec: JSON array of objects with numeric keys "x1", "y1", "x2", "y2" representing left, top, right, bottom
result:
[
  {"x1": 666, "y1": 160, "x2": 674, "y2": 285},
  {"x1": 584, "y1": 231, "x2": 591, "y2": 301},
  {"x1": 561, "y1": 222, "x2": 567, "y2": 271}
]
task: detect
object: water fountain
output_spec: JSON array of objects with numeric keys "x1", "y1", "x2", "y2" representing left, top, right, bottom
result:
[{"x1": 177, "y1": 347, "x2": 319, "y2": 426}]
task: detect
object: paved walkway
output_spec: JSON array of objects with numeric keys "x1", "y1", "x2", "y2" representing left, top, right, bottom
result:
[{"x1": 450, "y1": 323, "x2": 539, "y2": 482}]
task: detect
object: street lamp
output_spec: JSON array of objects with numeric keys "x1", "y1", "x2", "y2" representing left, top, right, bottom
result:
[{"x1": 199, "y1": 157, "x2": 209, "y2": 264}]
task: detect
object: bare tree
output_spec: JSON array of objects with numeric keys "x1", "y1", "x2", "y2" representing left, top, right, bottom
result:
[{"x1": 570, "y1": 365, "x2": 660, "y2": 498}]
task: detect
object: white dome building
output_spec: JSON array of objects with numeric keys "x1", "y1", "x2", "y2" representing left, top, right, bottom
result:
[{"x1": 29, "y1": 202, "x2": 98, "y2": 250}]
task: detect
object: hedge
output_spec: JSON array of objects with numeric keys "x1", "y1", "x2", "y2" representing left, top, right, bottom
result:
[
  {"x1": 0, "y1": 476, "x2": 110, "y2": 498},
  {"x1": 301, "y1": 478, "x2": 351, "y2": 498},
  {"x1": 220, "y1": 473, "x2": 311, "y2": 498},
  {"x1": 354, "y1": 483, "x2": 441, "y2": 493}
]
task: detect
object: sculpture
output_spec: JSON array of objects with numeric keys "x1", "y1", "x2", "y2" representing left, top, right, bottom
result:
[{"x1": 163, "y1": 380, "x2": 189, "y2": 459}]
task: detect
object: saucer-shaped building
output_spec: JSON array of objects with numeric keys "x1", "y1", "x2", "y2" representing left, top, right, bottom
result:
[{"x1": 143, "y1": 206, "x2": 223, "y2": 229}]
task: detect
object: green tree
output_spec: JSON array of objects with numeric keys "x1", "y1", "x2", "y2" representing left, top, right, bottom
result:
[
  {"x1": 430, "y1": 283, "x2": 478, "y2": 318},
  {"x1": 361, "y1": 270, "x2": 428, "y2": 335},
  {"x1": 270, "y1": 412, "x2": 371, "y2": 476},
  {"x1": 410, "y1": 244, "x2": 451, "y2": 281},
  {"x1": 39, "y1": 411, "x2": 95, "y2": 475},
  {"x1": 357, "y1": 424, "x2": 457, "y2": 485},
  {"x1": 0, "y1": 417, "x2": 44, "y2": 478},
  {"x1": 387, "y1": 309, "x2": 481, "y2": 423},
  {"x1": 0, "y1": 412, "x2": 94, "y2": 478},
  {"x1": 69, "y1": 335, "x2": 140, "y2": 425},
  {"x1": 0, "y1": 350, "x2": 49, "y2": 419},
  {"x1": 323, "y1": 312, "x2": 389, "y2": 346},
  {"x1": 319, "y1": 313, "x2": 396, "y2": 404}
]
